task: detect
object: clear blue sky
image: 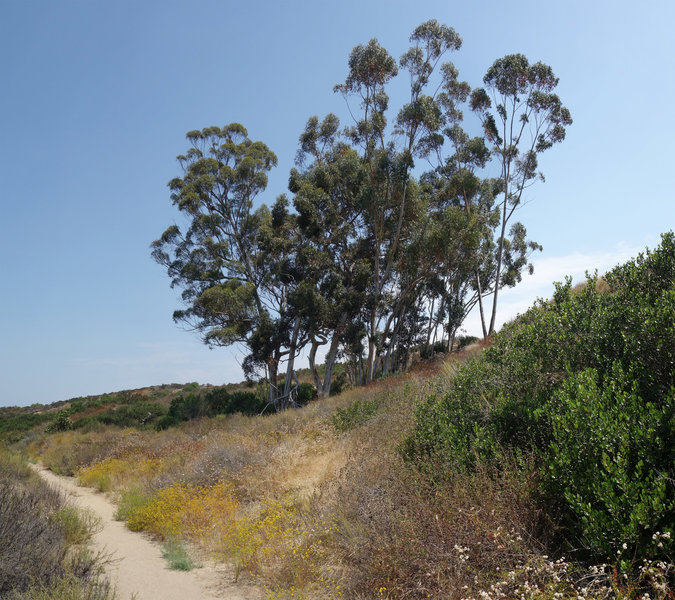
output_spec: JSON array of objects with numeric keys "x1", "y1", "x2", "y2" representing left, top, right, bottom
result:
[{"x1": 1, "y1": 0, "x2": 673, "y2": 406}]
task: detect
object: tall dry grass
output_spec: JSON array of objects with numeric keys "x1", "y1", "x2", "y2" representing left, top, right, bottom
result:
[
  {"x1": 0, "y1": 449, "x2": 113, "y2": 599},
  {"x1": 24, "y1": 347, "x2": 669, "y2": 599}
]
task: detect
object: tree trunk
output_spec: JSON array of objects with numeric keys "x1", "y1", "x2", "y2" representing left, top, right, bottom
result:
[
  {"x1": 365, "y1": 307, "x2": 378, "y2": 383},
  {"x1": 474, "y1": 271, "x2": 489, "y2": 339},
  {"x1": 308, "y1": 337, "x2": 325, "y2": 393},
  {"x1": 488, "y1": 196, "x2": 509, "y2": 335},
  {"x1": 321, "y1": 313, "x2": 348, "y2": 397},
  {"x1": 267, "y1": 358, "x2": 279, "y2": 407},
  {"x1": 425, "y1": 295, "x2": 435, "y2": 355},
  {"x1": 283, "y1": 318, "x2": 301, "y2": 397}
]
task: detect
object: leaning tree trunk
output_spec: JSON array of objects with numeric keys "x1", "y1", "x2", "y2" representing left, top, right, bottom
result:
[{"x1": 283, "y1": 317, "x2": 301, "y2": 397}]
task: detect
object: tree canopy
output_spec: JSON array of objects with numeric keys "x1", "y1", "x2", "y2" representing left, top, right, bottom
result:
[{"x1": 152, "y1": 20, "x2": 571, "y2": 404}]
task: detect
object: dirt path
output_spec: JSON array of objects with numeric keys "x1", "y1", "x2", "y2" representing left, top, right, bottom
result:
[{"x1": 34, "y1": 465, "x2": 262, "y2": 600}]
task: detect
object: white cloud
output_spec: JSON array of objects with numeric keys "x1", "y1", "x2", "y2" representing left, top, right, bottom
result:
[{"x1": 461, "y1": 241, "x2": 646, "y2": 338}]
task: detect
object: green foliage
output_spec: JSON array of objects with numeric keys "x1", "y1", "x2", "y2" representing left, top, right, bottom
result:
[
  {"x1": 332, "y1": 397, "x2": 380, "y2": 432},
  {"x1": 404, "y1": 232, "x2": 675, "y2": 562},
  {"x1": 454, "y1": 335, "x2": 478, "y2": 351},
  {"x1": 206, "y1": 388, "x2": 266, "y2": 415},
  {"x1": 161, "y1": 537, "x2": 201, "y2": 571},
  {"x1": 297, "y1": 382, "x2": 318, "y2": 404},
  {"x1": 156, "y1": 387, "x2": 266, "y2": 429},
  {"x1": 114, "y1": 487, "x2": 152, "y2": 523},
  {"x1": 92, "y1": 401, "x2": 166, "y2": 428},
  {"x1": 45, "y1": 410, "x2": 74, "y2": 433},
  {"x1": 0, "y1": 411, "x2": 51, "y2": 436},
  {"x1": 545, "y1": 364, "x2": 674, "y2": 558},
  {"x1": 50, "y1": 506, "x2": 101, "y2": 546}
]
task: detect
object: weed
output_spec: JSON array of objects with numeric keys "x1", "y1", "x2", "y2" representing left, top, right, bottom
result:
[
  {"x1": 161, "y1": 537, "x2": 202, "y2": 571},
  {"x1": 50, "y1": 505, "x2": 101, "y2": 545},
  {"x1": 331, "y1": 397, "x2": 380, "y2": 432}
]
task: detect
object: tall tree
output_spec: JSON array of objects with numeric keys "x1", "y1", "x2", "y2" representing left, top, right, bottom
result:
[
  {"x1": 290, "y1": 114, "x2": 369, "y2": 397},
  {"x1": 150, "y1": 124, "x2": 291, "y2": 404},
  {"x1": 470, "y1": 55, "x2": 572, "y2": 334},
  {"x1": 334, "y1": 19, "x2": 465, "y2": 382}
]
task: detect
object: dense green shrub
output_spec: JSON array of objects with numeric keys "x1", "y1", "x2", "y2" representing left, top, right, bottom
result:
[
  {"x1": 297, "y1": 382, "x2": 318, "y2": 404},
  {"x1": 404, "y1": 232, "x2": 675, "y2": 562},
  {"x1": 156, "y1": 388, "x2": 265, "y2": 429},
  {"x1": 544, "y1": 364, "x2": 674, "y2": 558},
  {"x1": 167, "y1": 393, "x2": 207, "y2": 421},
  {"x1": 45, "y1": 410, "x2": 74, "y2": 433},
  {"x1": 94, "y1": 401, "x2": 166, "y2": 428},
  {"x1": 0, "y1": 412, "x2": 51, "y2": 436},
  {"x1": 206, "y1": 388, "x2": 265, "y2": 415}
]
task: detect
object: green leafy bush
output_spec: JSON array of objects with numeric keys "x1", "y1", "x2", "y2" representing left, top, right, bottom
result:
[
  {"x1": 297, "y1": 382, "x2": 318, "y2": 404},
  {"x1": 45, "y1": 411, "x2": 74, "y2": 433},
  {"x1": 404, "y1": 232, "x2": 675, "y2": 562},
  {"x1": 544, "y1": 364, "x2": 674, "y2": 558},
  {"x1": 332, "y1": 397, "x2": 380, "y2": 432},
  {"x1": 94, "y1": 401, "x2": 166, "y2": 428}
]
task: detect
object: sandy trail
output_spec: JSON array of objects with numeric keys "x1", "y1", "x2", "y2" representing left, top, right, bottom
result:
[{"x1": 34, "y1": 465, "x2": 261, "y2": 600}]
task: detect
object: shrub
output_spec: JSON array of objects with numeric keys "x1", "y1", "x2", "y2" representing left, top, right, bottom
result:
[
  {"x1": 297, "y1": 382, "x2": 318, "y2": 405},
  {"x1": 168, "y1": 393, "x2": 208, "y2": 421},
  {"x1": 45, "y1": 411, "x2": 74, "y2": 433},
  {"x1": 0, "y1": 451, "x2": 107, "y2": 597},
  {"x1": 544, "y1": 364, "x2": 674, "y2": 558},
  {"x1": 332, "y1": 397, "x2": 380, "y2": 432},
  {"x1": 454, "y1": 334, "x2": 478, "y2": 351},
  {"x1": 95, "y1": 401, "x2": 166, "y2": 428},
  {"x1": 404, "y1": 232, "x2": 675, "y2": 564},
  {"x1": 125, "y1": 481, "x2": 239, "y2": 540}
]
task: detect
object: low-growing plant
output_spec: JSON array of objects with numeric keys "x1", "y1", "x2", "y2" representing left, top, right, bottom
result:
[
  {"x1": 114, "y1": 486, "x2": 152, "y2": 522},
  {"x1": 50, "y1": 505, "x2": 101, "y2": 546},
  {"x1": 6, "y1": 573, "x2": 116, "y2": 600},
  {"x1": 0, "y1": 450, "x2": 112, "y2": 598},
  {"x1": 331, "y1": 397, "x2": 380, "y2": 432},
  {"x1": 161, "y1": 537, "x2": 201, "y2": 570}
]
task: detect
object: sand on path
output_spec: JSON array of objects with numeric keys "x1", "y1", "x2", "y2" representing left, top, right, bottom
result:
[{"x1": 33, "y1": 465, "x2": 261, "y2": 600}]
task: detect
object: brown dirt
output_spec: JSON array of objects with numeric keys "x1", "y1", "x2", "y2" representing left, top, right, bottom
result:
[{"x1": 33, "y1": 465, "x2": 263, "y2": 600}]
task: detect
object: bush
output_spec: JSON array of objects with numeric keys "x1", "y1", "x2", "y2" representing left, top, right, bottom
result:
[
  {"x1": 454, "y1": 334, "x2": 479, "y2": 351},
  {"x1": 297, "y1": 382, "x2": 318, "y2": 404},
  {"x1": 0, "y1": 451, "x2": 107, "y2": 597},
  {"x1": 404, "y1": 232, "x2": 675, "y2": 563},
  {"x1": 45, "y1": 411, "x2": 74, "y2": 433},
  {"x1": 332, "y1": 397, "x2": 380, "y2": 432},
  {"x1": 96, "y1": 401, "x2": 166, "y2": 428},
  {"x1": 544, "y1": 364, "x2": 674, "y2": 558}
]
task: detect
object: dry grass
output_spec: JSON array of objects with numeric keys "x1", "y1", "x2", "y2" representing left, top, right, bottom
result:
[
  {"x1": 25, "y1": 347, "x2": 668, "y2": 599},
  {"x1": 0, "y1": 449, "x2": 112, "y2": 599}
]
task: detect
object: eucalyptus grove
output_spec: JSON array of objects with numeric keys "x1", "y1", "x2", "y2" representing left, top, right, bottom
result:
[{"x1": 153, "y1": 21, "x2": 571, "y2": 402}]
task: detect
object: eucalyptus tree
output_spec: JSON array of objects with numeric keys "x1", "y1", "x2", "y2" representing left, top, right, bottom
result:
[
  {"x1": 334, "y1": 19, "x2": 465, "y2": 382},
  {"x1": 470, "y1": 54, "x2": 572, "y2": 334},
  {"x1": 151, "y1": 124, "x2": 296, "y2": 405},
  {"x1": 289, "y1": 114, "x2": 370, "y2": 397}
]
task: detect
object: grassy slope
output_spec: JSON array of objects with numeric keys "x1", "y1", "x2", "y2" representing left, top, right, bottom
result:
[
  {"x1": 16, "y1": 344, "x2": 566, "y2": 600},
  {"x1": 7, "y1": 240, "x2": 675, "y2": 600},
  {"x1": 9, "y1": 343, "x2": 674, "y2": 599}
]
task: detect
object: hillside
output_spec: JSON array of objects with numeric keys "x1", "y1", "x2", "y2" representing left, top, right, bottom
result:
[{"x1": 2, "y1": 233, "x2": 674, "y2": 600}]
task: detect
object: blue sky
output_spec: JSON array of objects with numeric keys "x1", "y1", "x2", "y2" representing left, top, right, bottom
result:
[{"x1": 1, "y1": 0, "x2": 673, "y2": 406}]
